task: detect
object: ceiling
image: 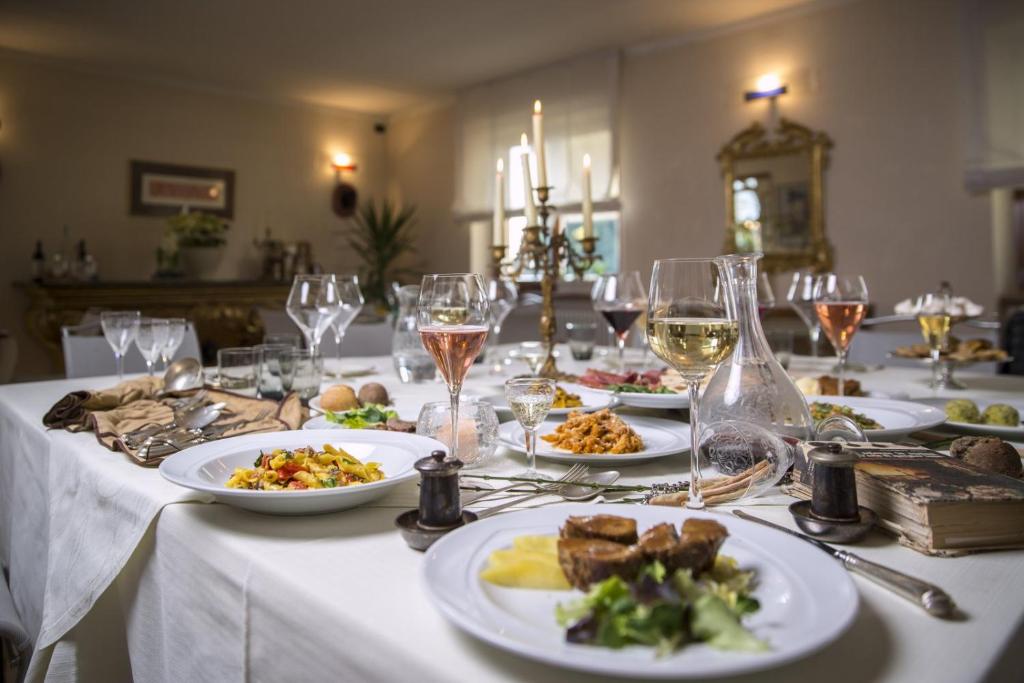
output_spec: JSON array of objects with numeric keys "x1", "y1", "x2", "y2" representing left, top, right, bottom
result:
[{"x1": 0, "y1": 0, "x2": 819, "y2": 115}]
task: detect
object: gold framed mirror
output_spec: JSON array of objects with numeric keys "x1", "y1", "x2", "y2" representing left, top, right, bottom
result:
[{"x1": 717, "y1": 118, "x2": 833, "y2": 273}]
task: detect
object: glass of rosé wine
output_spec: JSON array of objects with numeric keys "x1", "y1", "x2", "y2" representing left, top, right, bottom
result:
[
  {"x1": 813, "y1": 273, "x2": 869, "y2": 397},
  {"x1": 418, "y1": 274, "x2": 490, "y2": 461}
]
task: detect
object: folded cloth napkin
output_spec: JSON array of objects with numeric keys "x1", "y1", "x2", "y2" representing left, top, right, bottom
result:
[{"x1": 42, "y1": 376, "x2": 163, "y2": 429}]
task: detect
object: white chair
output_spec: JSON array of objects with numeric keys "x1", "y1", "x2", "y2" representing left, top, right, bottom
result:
[
  {"x1": 319, "y1": 321, "x2": 393, "y2": 357},
  {"x1": 61, "y1": 321, "x2": 201, "y2": 379}
]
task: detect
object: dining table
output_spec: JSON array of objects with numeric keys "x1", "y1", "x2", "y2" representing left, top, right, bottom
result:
[{"x1": 1, "y1": 349, "x2": 1022, "y2": 683}]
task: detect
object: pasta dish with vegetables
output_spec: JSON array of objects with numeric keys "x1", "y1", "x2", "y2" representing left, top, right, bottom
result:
[{"x1": 225, "y1": 444, "x2": 385, "y2": 491}]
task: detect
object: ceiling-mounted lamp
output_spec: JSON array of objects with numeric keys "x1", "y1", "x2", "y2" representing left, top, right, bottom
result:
[
  {"x1": 331, "y1": 152, "x2": 358, "y2": 218},
  {"x1": 744, "y1": 73, "x2": 787, "y2": 102}
]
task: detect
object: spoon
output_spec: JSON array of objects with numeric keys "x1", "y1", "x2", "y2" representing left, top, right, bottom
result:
[{"x1": 161, "y1": 358, "x2": 204, "y2": 395}]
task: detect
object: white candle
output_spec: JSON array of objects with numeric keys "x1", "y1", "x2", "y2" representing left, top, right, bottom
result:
[
  {"x1": 532, "y1": 100, "x2": 547, "y2": 188},
  {"x1": 581, "y1": 153, "x2": 593, "y2": 238},
  {"x1": 493, "y1": 158, "x2": 505, "y2": 245},
  {"x1": 520, "y1": 133, "x2": 538, "y2": 226}
]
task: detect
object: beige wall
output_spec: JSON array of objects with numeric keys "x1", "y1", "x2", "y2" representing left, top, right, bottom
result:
[
  {"x1": 0, "y1": 51, "x2": 388, "y2": 379},
  {"x1": 386, "y1": 99, "x2": 465, "y2": 275},
  {"x1": 619, "y1": 0, "x2": 992, "y2": 310}
]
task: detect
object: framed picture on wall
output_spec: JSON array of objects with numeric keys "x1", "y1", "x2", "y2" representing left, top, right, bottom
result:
[{"x1": 129, "y1": 160, "x2": 235, "y2": 218}]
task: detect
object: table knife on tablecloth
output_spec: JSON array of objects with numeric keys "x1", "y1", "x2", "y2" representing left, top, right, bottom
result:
[{"x1": 732, "y1": 510, "x2": 957, "y2": 619}]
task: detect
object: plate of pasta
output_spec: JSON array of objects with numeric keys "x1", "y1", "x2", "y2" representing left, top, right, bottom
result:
[{"x1": 160, "y1": 429, "x2": 440, "y2": 515}]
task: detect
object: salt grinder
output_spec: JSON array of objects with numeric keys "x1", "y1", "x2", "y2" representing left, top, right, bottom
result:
[
  {"x1": 789, "y1": 442, "x2": 877, "y2": 543},
  {"x1": 395, "y1": 450, "x2": 477, "y2": 551}
]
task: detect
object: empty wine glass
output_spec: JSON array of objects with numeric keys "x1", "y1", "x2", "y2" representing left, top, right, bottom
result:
[
  {"x1": 592, "y1": 271, "x2": 647, "y2": 372},
  {"x1": 160, "y1": 318, "x2": 188, "y2": 371},
  {"x1": 813, "y1": 273, "x2": 869, "y2": 397},
  {"x1": 327, "y1": 274, "x2": 365, "y2": 371},
  {"x1": 757, "y1": 272, "x2": 775, "y2": 319},
  {"x1": 100, "y1": 310, "x2": 141, "y2": 380},
  {"x1": 286, "y1": 274, "x2": 342, "y2": 356},
  {"x1": 787, "y1": 272, "x2": 822, "y2": 356},
  {"x1": 486, "y1": 277, "x2": 518, "y2": 374},
  {"x1": 505, "y1": 377, "x2": 556, "y2": 476},
  {"x1": 135, "y1": 318, "x2": 170, "y2": 376},
  {"x1": 418, "y1": 273, "x2": 490, "y2": 461}
]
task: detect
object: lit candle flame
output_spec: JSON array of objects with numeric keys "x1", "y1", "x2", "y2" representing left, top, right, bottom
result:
[
  {"x1": 496, "y1": 158, "x2": 503, "y2": 173},
  {"x1": 583, "y1": 153, "x2": 591, "y2": 169},
  {"x1": 520, "y1": 132, "x2": 529, "y2": 147},
  {"x1": 533, "y1": 99, "x2": 542, "y2": 114},
  {"x1": 755, "y1": 73, "x2": 782, "y2": 92}
]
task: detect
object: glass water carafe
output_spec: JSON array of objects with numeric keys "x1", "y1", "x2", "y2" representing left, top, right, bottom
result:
[
  {"x1": 702, "y1": 253, "x2": 813, "y2": 444},
  {"x1": 392, "y1": 285, "x2": 436, "y2": 383}
]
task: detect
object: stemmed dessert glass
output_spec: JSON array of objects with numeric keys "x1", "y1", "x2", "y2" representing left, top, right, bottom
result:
[
  {"x1": 286, "y1": 274, "x2": 342, "y2": 357},
  {"x1": 646, "y1": 258, "x2": 738, "y2": 509},
  {"x1": 418, "y1": 274, "x2": 490, "y2": 461},
  {"x1": 914, "y1": 291, "x2": 952, "y2": 391},
  {"x1": 160, "y1": 318, "x2": 188, "y2": 371},
  {"x1": 326, "y1": 274, "x2": 365, "y2": 370},
  {"x1": 592, "y1": 271, "x2": 647, "y2": 371},
  {"x1": 787, "y1": 272, "x2": 822, "y2": 356},
  {"x1": 505, "y1": 377, "x2": 556, "y2": 476},
  {"x1": 813, "y1": 273, "x2": 869, "y2": 397},
  {"x1": 486, "y1": 277, "x2": 518, "y2": 374},
  {"x1": 100, "y1": 310, "x2": 141, "y2": 380},
  {"x1": 135, "y1": 318, "x2": 170, "y2": 376}
]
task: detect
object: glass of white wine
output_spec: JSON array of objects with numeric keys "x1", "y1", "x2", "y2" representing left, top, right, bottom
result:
[
  {"x1": 646, "y1": 258, "x2": 738, "y2": 509},
  {"x1": 915, "y1": 291, "x2": 952, "y2": 391},
  {"x1": 504, "y1": 377, "x2": 556, "y2": 476}
]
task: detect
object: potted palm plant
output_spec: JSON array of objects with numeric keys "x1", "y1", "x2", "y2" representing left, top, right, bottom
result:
[
  {"x1": 166, "y1": 210, "x2": 230, "y2": 280},
  {"x1": 346, "y1": 199, "x2": 418, "y2": 311}
]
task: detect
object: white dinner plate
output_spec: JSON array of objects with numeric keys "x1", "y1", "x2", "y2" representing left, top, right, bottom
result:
[
  {"x1": 912, "y1": 397, "x2": 1024, "y2": 439},
  {"x1": 423, "y1": 503, "x2": 859, "y2": 678},
  {"x1": 579, "y1": 383, "x2": 690, "y2": 409},
  {"x1": 498, "y1": 415, "x2": 690, "y2": 465},
  {"x1": 805, "y1": 395, "x2": 946, "y2": 441},
  {"x1": 160, "y1": 429, "x2": 438, "y2": 515},
  {"x1": 476, "y1": 386, "x2": 614, "y2": 417}
]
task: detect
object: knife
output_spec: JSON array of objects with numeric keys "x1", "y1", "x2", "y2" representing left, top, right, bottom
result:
[{"x1": 732, "y1": 510, "x2": 957, "y2": 619}]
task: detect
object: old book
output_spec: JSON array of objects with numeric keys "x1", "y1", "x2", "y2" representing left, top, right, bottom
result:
[{"x1": 789, "y1": 442, "x2": 1024, "y2": 555}]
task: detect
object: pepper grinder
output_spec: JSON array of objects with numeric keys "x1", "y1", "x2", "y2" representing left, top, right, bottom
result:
[
  {"x1": 789, "y1": 442, "x2": 877, "y2": 543},
  {"x1": 396, "y1": 450, "x2": 477, "y2": 551}
]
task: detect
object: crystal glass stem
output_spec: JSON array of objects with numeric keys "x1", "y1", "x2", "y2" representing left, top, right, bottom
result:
[
  {"x1": 116, "y1": 352, "x2": 125, "y2": 380},
  {"x1": 809, "y1": 324, "x2": 821, "y2": 357},
  {"x1": 686, "y1": 381, "x2": 703, "y2": 509},
  {"x1": 145, "y1": 359, "x2": 154, "y2": 376},
  {"x1": 837, "y1": 349, "x2": 848, "y2": 397},
  {"x1": 930, "y1": 347, "x2": 940, "y2": 392},
  {"x1": 617, "y1": 334, "x2": 627, "y2": 372},
  {"x1": 525, "y1": 427, "x2": 537, "y2": 474},
  {"x1": 449, "y1": 389, "x2": 460, "y2": 461}
]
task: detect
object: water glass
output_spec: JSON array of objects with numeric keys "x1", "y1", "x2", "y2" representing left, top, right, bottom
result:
[
  {"x1": 100, "y1": 310, "x2": 141, "y2": 380},
  {"x1": 218, "y1": 347, "x2": 257, "y2": 396},
  {"x1": 161, "y1": 318, "x2": 188, "y2": 370},
  {"x1": 135, "y1": 318, "x2": 171, "y2": 376},
  {"x1": 280, "y1": 349, "x2": 323, "y2": 403},
  {"x1": 505, "y1": 377, "x2": 556, "y2": 475},
  {"x1": 415, "y1": 397, "x2": 499, "y2": 468},
  {"x1": 565, "y1": 321, "x2": 597, "y2": 361},
  {"x1": 263, "y1": 332, "x2": 301, "y2": 349},
  {"x1": 256, "y1": 343, "x2": 293, "y2": 399}
]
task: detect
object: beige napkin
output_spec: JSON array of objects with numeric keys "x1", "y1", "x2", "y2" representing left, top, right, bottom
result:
[{"x1": 42, "y1": 376, "x2": 163, "y2": 429}]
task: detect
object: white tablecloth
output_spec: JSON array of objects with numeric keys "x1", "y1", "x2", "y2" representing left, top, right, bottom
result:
[{"x1": 2, "y1": 352, "x2": 1023, "y2": 682}]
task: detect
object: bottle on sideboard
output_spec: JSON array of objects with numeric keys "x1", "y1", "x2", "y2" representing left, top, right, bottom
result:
[{"x1": 31, "y1": 240, "x2": 45, "y2": 282}]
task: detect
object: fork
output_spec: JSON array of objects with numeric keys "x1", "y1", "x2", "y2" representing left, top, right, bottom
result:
[
  {"x1": 475, "y1": 466, "x2": 590, "y2": 519},
  {"x1": 463, "y1": 464, "x2": 588, "y2": 506},
  {"x1": 191, "y1": 408, "x2": 274, "y2": 442}
]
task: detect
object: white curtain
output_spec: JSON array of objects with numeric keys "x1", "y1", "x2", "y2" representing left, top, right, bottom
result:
[{"x1": 453, "y1": 50, "x2": 620, "y2": 218}]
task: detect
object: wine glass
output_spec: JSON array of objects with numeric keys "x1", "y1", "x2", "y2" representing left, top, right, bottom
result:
[
  {"x1": 326, "y1": 274, "x2": 365, "y2": 371},
  {"x1": 786, "y1": 272, "x2": 821, "y2": 356},
  {"x1": 135, "y1": 318, "x2": 170, "y2": 376},
  {"x1": 100, "y1": 310, "x2": 141, "y2": 380},
  {"x1": 646, "y1": 258, "x2": 738, "y2": 509},
  {"x1": 914, "y1": 291, "x2": 952, "y2": 391},
  {"x1": 757, "y1": 272, "x2": 775, "y2": 319},
  {"x1": 286, "y1": 275, "x2": 342, "y2": 356},
  {"x1": 505, "y1": 377, "x2": 556, "y2": 475},
  {"x1": 813, "y1": 273, "x2": 869, "y2": 397},
  {"x1": 417, "y1": 274, "x2": 490, "y2": 461},
  {"x1": 486, "y1": 277, "x2": 518, "y2": 374},
  {"x1": 592, "y1": 271, "x2": 647, "y2": 372},
  {"x1": 160, "y1": 318, "x2": 188, "y2": 371}
]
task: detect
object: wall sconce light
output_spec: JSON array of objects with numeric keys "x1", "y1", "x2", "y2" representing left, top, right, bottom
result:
[
  {"x1": 331, "y1": 152, "x2": 358, "y2": 218},
  {"x1": 744, "y1": 73, "x2": 787, "y2": 101}
]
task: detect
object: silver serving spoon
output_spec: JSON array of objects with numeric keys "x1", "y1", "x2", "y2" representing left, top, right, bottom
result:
[{"x1": 161, "y1": 358, "x2": 204, "y2": 395}]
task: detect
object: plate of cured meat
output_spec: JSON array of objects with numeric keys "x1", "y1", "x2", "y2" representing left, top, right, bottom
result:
[{"x1": 574, "y1": 368, "x2": 689, "y2": 409}]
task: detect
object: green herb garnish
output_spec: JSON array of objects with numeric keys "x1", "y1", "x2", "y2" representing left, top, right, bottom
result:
[
  {"x1": 325, "y1": 404, "x2": 398, "y2": 429},
  {"x1": 605, "y1": 383, "x2": 675, "y2": 394}
]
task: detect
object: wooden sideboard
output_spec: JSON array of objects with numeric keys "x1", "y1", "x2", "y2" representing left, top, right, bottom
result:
[{"x1": 15, "y1": 280, "x2": 292, "y2": 370}]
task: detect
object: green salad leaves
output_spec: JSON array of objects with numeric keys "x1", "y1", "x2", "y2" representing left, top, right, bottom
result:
[
  {"x1": 555, "y1": 557, "x2": 766, "y2": 656},
  {"x1": 605, "y1": 383, "x2": 675, "y2": 394},
  {"x1": 324, "y1": 404, "x2": 397, "y2": 429}
]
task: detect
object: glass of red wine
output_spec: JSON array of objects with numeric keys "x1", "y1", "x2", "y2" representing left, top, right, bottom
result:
[
  {"x1": 418, "y1": 273, "x2": 490, "y2": 461},
  {"x1": 813, "y1": 273, "x2": 869, "y2": 397},
  {"x1": 591, "y1": 271, "x2": 647, "y2": 372}
]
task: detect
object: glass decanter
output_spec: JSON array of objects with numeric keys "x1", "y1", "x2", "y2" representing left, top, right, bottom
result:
[
  {"x1": 391, "y1": 285, "x2": 436, "y2": 383},
  {"x1": 701, "y1": 253, "x2": 813, "y2": 443}
]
